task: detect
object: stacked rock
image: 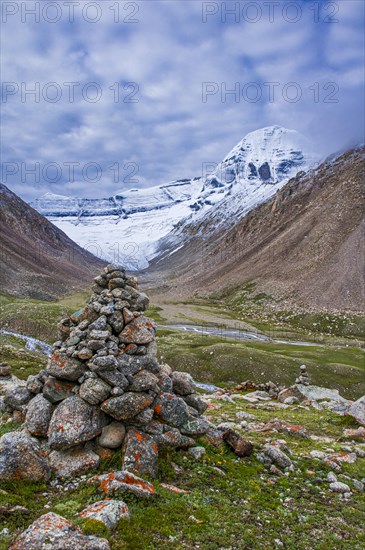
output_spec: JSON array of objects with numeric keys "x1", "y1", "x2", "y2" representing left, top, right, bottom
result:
[
  {"x1": 2, "y1": 265, "x2": 209, "y2": 480},
  {"x1": 295, "y1": 364, "x2": 310, "y2": 386},
  {"x1": 0, "y1": 362, "x2": 12, "y2": 378}
]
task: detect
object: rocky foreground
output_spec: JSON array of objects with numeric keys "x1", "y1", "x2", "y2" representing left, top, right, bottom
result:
[{"x1": 0, "y1": 266, "x2": 364, "y2": 548}]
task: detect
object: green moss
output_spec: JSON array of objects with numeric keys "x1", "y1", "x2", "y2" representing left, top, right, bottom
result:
[{"x1": 81, "y1": 518, "x2": 110, "y2": 537}]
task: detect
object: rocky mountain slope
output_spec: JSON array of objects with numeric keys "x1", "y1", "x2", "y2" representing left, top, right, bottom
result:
[
  {"x1": 148, "y1": 146, "x2": 365, "y2": 312},
  {"x1": 0, "y1": 184, "x2": 104, "y2": 300},
  {"x1": 31, "y1": 126, "x2": 318, "y2": 269}
]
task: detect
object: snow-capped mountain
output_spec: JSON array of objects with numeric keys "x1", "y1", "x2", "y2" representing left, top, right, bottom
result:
[{"x1": 31, "y1": 126, "x2": 319, "y2": 270}]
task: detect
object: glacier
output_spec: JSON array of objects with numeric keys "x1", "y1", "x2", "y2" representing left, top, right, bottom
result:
[{"x1": 31, "y1": 126, "x2": 319, "y2": 270}]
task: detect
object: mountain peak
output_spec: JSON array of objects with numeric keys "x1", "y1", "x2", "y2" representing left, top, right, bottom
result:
[{"x1": 31, "y1": 126, "x2": 318, "y2": 269}]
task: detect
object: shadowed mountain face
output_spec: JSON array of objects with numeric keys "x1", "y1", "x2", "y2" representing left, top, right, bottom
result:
[
  {"x1": 0, "y1": 184, "x2": 105, "y2": 300},
  {"x1": 148, "y1": 147, "x2": 365, "y2": 312}
]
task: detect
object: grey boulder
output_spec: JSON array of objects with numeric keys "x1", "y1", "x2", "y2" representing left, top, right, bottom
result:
[
  {"x1": 0, "y1": 432, "x2": 50, "y2": 482},
  {"x1": 348, "y1": 396, "x2": 365, "y2": 426},
  {"x1": 48, "y1": 396, "x2": 107, "y2": 450},
  {"x1": 79, "y1": 378, "x2": 111, "y2": 405},
  {"x1": 9, "y1": 512, "x2": 110, "y2": 549},
  {"x1": 25, "y1": 394, "x2": 55, "y2": 437}
]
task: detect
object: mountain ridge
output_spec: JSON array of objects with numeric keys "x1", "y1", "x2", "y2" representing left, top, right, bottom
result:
[{"x1": 0, "y1": 183, "x2": 105, "y2": 300}]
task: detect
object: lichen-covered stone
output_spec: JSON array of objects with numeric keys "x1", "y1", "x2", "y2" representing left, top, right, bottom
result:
[
  {"x1": 156, "y1": 428, "x2": 195, "y2": 448},
  {"x1": 154, "y1": 393, "x2": 190, "y2": 428},
  {"x1": 79, "y1": 378, "x2": 111, "y2": 405},
  {"x1": 9, "y1": 512, "x2": 110, "y2": 549},
  {"x1": 4, "y1": 387, "x2": 33, "y2": 411},
  {"x1": 0, "y1": 432, "x2": 50, "y2": 482},
  {"x1": 97, "y1": 369, "x2": 129, "y2": 388},
  {"x1": 89, "y1": 470, "x2": 156, "y2": 498},
  {"x1": 79, "y1": 500, "x2": 129, "y2": 529},
  {"x1": 183, "y1": 394, "x2": 208, "y2": 415},
  {"x1": 119, "y1": 316, "x2": 156, "y2": 345},
  {"x1": 42, "y1": 377, "x2": 77, "y2": 403},
  {"x1": 48, "y1": 396, "x2": 106, "y2": 450},
  {"x1": 180, "y1": 417, "x2": 210, "y2": 436},
  {"x1": 171, "y1": 372, "x2": 195, "y2": 396},
  {"x1": 49, "y1": 448, "x2": 99, "y2": 478},
  {"x1": 101, "y1": 393, "x2": 154, "y2": 421},
  {"x1": 26, "y1": 374, "x2": 44, "y2": 394},
  {"x1": 25, "y1": 394, "x2": 54, "y2": 437},
  {"x1": 46, "y1": 353, "x2": 86, "y2": 382},
  {"x1": 129, "y1": 370, "x2": 160, "y2": 393},
  {"x1": 122, "y1": 429, "x2": 158, "y2": 476},
  {"x1": 134, "y1": 292, "x2": 149, "y2": 311}
]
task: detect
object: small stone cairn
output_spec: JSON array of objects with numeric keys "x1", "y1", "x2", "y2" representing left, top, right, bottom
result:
[
  {"x1": 295, "y1": 364, "x2": 310, "y2": 386},
  {"x1": 1, "y1": 265, "x2": 209, "y2": 480},
  {"x1": 0, "y1": 362, "x2": 12, "y2": 379}
]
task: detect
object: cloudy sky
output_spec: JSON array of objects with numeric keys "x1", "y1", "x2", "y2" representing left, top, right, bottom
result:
[{"x1": 1, "y1": 0, "x2": 364, "y2": 200}]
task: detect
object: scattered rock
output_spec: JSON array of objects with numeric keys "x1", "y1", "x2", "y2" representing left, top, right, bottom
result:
[
  {"x1": 327, "y1": 472, "x2": 338, "y2": 483},
  {"x1": 343, "y1": 427, "x2": 365, "y2": 440},
  {"x1": 89, "y1": 470, "x2": 156, "y2": 498},
  {"x1": 295, "y1": 384, "x2": 349, "y2": 404},
  {"x1": 329, "y1": 482, "x2": 351, "y2": 493},
  {"x1": 353, "y1": 480, "x2": 364, "y2": 491},
  {"x1": 79, "y1": 500, "x2": 129, "y2": 529},
  {"x1": 263, "y1": 444, "x2": 292, "y2": 469},
  {"x1": 348, "y1": 396, "x2": 365, "y2": 426},
  {"x1": 188, "y1": 446, "x2": 206, "y2": 460},
  {"x1": 223, "y1": 429, "x2": 254, "y2": 457},
  {"x1": 9, "y1": 512, "x2": 110, "y2": 549}
]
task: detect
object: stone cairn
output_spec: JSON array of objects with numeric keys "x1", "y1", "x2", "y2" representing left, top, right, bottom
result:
[
  {"x1": 295, "y1": 364, "x2": 310, "y2": 386},
  {"x1": 0, "y1": 362, "x2": 12, "y2": 379},
  {"x1": 2, "y1": 265, "x2": 209, "y2": 481}
]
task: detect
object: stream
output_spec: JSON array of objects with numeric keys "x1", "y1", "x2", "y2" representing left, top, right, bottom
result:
[
  {"x1": 163, "y1": 324, "x2": 322, "y2": 347},
  {"x1": 0, "y1": 330, "x2": 52, "y2": 356}
]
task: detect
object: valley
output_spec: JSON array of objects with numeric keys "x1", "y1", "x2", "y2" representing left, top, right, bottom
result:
[{"x1": 1, "y1": 290, "x2": 364, "y2": 401}]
